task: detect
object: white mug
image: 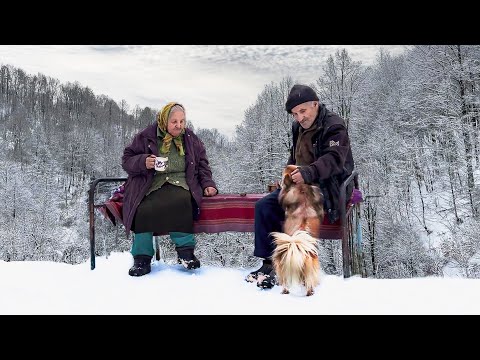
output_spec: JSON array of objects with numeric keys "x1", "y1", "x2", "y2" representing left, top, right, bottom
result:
[{"x1": 154, "y1": 156, "x2": 168, "y2": 172}]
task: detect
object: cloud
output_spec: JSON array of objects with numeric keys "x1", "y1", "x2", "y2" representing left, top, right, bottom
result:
[{"x1": 0, "y1": 45, "x2": 408, "y2": 138}]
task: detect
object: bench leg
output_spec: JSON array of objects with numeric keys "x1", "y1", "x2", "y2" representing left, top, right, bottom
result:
[
  {"x1": 342, "y1": 235, "x2": 351, "y2": 278},
  {"x1": 154, "y1": 236, "x2": 161, "y2": 261}
]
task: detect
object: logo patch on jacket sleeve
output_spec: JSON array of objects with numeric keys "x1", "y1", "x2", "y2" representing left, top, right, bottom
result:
[{"x1": 329, "y1": 140, "x2": 340, "y2": 147}]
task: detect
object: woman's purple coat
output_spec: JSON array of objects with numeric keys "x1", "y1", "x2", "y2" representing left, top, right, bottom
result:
[{"x1": 121, "y1": 123, "x2": 217, "y2": 235}]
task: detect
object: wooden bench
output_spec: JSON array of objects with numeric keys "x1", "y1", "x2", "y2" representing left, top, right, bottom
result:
[{"x1": 88, "y1": 170, "x2": 364, "y2": 278}]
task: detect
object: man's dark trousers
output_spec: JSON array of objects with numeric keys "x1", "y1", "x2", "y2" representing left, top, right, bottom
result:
[{"x1": 253, "y1": 189, "x2": 285, "y2": 259}]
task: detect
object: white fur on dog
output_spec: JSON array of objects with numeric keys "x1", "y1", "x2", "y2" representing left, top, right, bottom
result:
[{"x1": 271, "y1": 230, "x2": 320, "y2": 295}]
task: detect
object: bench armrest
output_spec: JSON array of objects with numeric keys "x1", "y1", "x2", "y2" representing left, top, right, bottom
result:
[{"x1": 339, "y1": 170, "x2": 359, "y2": 226}]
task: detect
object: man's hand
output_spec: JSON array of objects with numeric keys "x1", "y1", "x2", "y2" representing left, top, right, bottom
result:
[
  {"x1": 146, "y1": 154, "x2": 156, "y2": 169},
  {"x1": 291, "y1": 168, "x2": 305, "y2": 184},
  {"x1": 204, "y1": 187, "x2": 218, "y2": 196}
]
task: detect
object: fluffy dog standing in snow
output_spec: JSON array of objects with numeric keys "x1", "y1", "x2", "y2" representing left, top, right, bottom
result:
[{"x1": 270, "y1": 165, "x2": 324, "y2": 296}]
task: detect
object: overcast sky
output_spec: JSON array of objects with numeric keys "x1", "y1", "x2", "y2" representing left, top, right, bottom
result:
[
  {"x1": 0, "y1": 45, "x2": 407, "y2": 138},
  {"x1": 1, "y1": 251, "x2": 479, "y2": 315}
]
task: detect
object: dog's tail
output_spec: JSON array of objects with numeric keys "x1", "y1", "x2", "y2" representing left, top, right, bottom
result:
[{"x1": 271, "y1": 230, "x2": 320, "y2": 290}]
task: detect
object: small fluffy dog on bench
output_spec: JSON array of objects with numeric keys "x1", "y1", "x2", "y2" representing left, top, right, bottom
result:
[{"x1": 271, "y1": 165, "x2": 324, "y2": 296}]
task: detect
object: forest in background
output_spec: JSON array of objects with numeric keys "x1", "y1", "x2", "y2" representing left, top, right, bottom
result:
[{"x1": 1, "y1": 45, "x2": 479, "y2": 278}]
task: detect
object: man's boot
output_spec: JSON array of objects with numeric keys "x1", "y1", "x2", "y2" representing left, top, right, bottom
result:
[{"x1": 245, "y1": 259, "x2": 273, "y2": 282}]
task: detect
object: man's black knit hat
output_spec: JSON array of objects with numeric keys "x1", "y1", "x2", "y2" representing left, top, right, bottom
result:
[{"x1": 285, "y1": 84, "x2": 319, "y2": 113}]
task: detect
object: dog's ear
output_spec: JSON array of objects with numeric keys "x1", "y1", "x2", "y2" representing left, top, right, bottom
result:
[
  {"x1": 281, "y1": 172, "x2": 293, "y2": 189},
  {"x1": 278, "y1": 173, "x2": 291, "y2": 209},
  {"x1": 281, "y1": 165, "x2": 297, "y2": 189}
]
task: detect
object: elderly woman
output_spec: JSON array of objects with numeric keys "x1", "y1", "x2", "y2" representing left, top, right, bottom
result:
[{"x1": 122, "y1": 102, "x2": 218, "y2": 276}]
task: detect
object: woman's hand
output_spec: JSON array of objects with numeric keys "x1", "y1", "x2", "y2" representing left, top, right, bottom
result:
[
  {"x1": 146, "y1": 154, "x2": 156, "y2": 169},
  {"x1": 203, "y1": 187, "x2": 218, "y2": 196}
]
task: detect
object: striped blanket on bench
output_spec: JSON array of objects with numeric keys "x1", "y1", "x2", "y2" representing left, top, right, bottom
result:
[
  {"x1": 99, "y1": 185, "x2": 363, "y2": 238},
  {"x1": 99, "y1": 185, "x2": 264, "y2": 233}
]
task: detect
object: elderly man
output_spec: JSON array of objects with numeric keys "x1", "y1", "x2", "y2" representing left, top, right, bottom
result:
[{"x1": 246, "y1": 84, "x2": 355, "y2": 289}]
